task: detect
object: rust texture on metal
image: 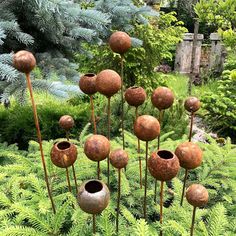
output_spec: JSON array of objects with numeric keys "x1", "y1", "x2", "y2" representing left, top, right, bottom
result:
[
  {"x1": 125, "y1": 86, "x2": 147, "y2": 107},
  {"x1": 184, "y1": 97, "x2": 201, "y2": 112},
  {"x1": 109, "y1": 31, "x2": 131, "y2": 54},
  {"x1": 59, "y1": 115, "x2": 75, "y2": 131},
  {"x1": 79, "y1": 73, "x2": 97, "y2": 95},
  {"x1": 109, "y1": 149, "x2": 129, "y2": 169}
]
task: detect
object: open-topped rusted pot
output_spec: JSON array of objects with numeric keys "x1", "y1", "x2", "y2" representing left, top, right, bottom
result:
[
  {"x1": 79, "y1": 73, "x2": 97, "y2": 95},
  {"x1": 125, "y1": 86, "x2": 146, "y2": 107},
  {"x1": 109, "y1": 31, "x2": 131, "y2": 54}
]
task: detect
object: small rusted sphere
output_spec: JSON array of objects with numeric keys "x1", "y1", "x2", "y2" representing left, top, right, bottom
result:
[
  {"x1": 59, "y1": 115, "x2": 74, "y2": 131},
  {"x1": 109, "y1": 31, "x2": 131, "y2": 54},
  {"x1": 84, "y1": 135, "x2": 110, "y2": 162},
  {"x1": 134, "y1": 115, "x2": 160, "y2": 141},
  {"x1": 184, "y1": 97, "x2": 201, "y2": 113},
  {"x1": 50, "y1": 141, "x2": 77, "y2": 168},
  {"x1": 148, "y1": 150, "x2": 180, "y2": 181},
  {"x1": 125, "y1": 86, "x2": 146, "y2": 107},
  {"x1": 13, "y1": 50, "x2": 36, "y2": 74},
  {"x1": 79, "y1": 73, "x2": 97, "y2": 95},
  {"x1": 186, "y1": 184, "x2": 209, "y2": 207},
  {"x1": 151, "y1": 87, "x2": 174, "y2": 110},
  {"x1": 109, "y1": 149, "x2": 129, "y2": 169},
  {"x1": 78, "y1": 179, "x2": 110, "y2": 214},
  {"x1": 175, "y1": 142, "x2": 203, "y2": 169},
  {"x1": 96, "y1": 69, "x2": 121, "y2": 97}
]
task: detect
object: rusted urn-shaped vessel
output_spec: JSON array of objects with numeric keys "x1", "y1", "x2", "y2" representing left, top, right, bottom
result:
[
  {"x1": 109, "y1": 31, "x2": 131, "y2": 54},
  {"x1": 125, "y1": 86, "x2": 146, "y2": 107},
  {"x1": 175, "y1": 142, "x2": 203, "y2": 170},
  {"x1": 79, "y1": 73, "x2": 97, "y2": 95},
  {"x1": 148, "y1": 150, "x2": 180, "y2": 181},
  {"x1": 78, "y1": 179, "x2": 110, "y2": 214},
  {"x1": 14, "y1": 50, "x2": 36, "y2": 73},
  {"x1": 110, "y1": 149, "x2": 129, "y2": 169},
  {"x1": 59, "y1": 115, "x2": 74, "y2": 131},
  {"x1": 186, "y1": 184, "x2": 209, "y2": 207},
  {"x1": 51, "y1": 141, "x2": 77, "y2": 168},
  {"x1": 151, "y1": 87, "x2": 174, "y2": 110},
  {"x1": 134, "y1": 115, "x2": 160, "y2": 141},
  {"x1": 184, "y1": 97, "x2": 201, "y2": 113}
]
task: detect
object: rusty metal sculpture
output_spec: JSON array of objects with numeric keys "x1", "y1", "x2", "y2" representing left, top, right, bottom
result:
[
  {"x1": 96, "y1": 69, "x2": 121, "y2": 186},
  {"x1": 125, "y1": 86, "x2": 146, "y2": 188},
  {"x1": 78, "y1": 179, "x2": 110, "y2": 234},
  {"x1": 13, "y1": 50, "x2": 56, "y2": 214},
  {"x1": 186, "y1": 184, "x2": 209, "y2": 236},
  {"x1": 134, "y1": 115, "x2": 160, "y2": 220},
  {"x1": 110, "y1": 149, "x2": 129, "y2": 233}
]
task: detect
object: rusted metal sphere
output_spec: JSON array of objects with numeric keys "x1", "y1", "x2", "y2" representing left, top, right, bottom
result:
[
  {"x1": 109, "y1": 149, "x2": 129, "y2": 169},
  {"x1": 175, "y1": 142, "x2": 203, "y2": 170},
  {"x1": 124, "y1": 86, "x2": 146, "y2": 107},
  {"x1": 96, "y1": 69, "x2": 121, "y2": 97},
  {"x1": 59, "y1": 115, "x2": 75, "y2": 131},
  {"x1": 109, "y1": 31, "x2": 131, "y2": 54},
  {"x1": 134, "y1": 115, "x2": 160, "y2": 141},
  {"x1": 151, "y1": 87, "x2": 174, "y2": 110},
  {"x1": 50, "y1": 141, "x2": 77, "y2": 168},
  {"x1": 84, "y1": 135, "x2": 110, "y2": 162},
  {"x1": 79, "y1": 73, "x2": 97, "y2": 95},
  {"x1": 186, "y1": 184, "x2": 209, "y2": 207},
  {"x1": 184, "y1": 97, "x2": 201, "y2": 112},
  {"x1": 78, "y1": 179, "x2": 110, "y2": 214},
  {"x1": 148, "y1": 150, "x2": 180, "y2": 181},
  {"x1": 13, "y1": 50, "x2": 36, "y2": 74}
]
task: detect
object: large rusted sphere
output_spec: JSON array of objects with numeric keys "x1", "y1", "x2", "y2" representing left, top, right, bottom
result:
[
  {"x1": 96, "y1": 69, "x2": 121, "y2": 97},
  {"x1": 78, "y1": 179, "x2": 110, "y2": 214},
  {"x1": 109, "y1": 31, "x2": 131, "y2": 54},
  {"x1": 110, "y1": 149, "x2": 128, "y2": 169},
  {"x1": 186, "y1": 184, "x2": 209, "y2": 207},
  {"x1": 84, "y1": 135, "x2": 110, "y2": 162},
  {"x1": 50, "y1": 141, "x2": 77, "y2": 168},
  {"x1": 148, "y1": 150, "x2": 180, "y2": 181},
  {"x1": 59, "y1": 115, "x2": 74, "y2": 131},
  {"x1": 13, "y1": 50, "x2": 36, "y2": 74},
  {"x1": 175, "y1": 142, "x2": 203, "y2": 169},
  {"x1": 151, "y1": 87, "x2": 174, "y2": 110},
  {"x1": 134, "y1": 115, "x2": 160, "y2": 141},
  {"x1": 125, "y1": 86, "x2": 146, "y2": 107},
  {"x1": 79, "y1": 73, "x2": 97, "y2": 95},
  {"x1": 184, "y1": 97, "x2": 201, "y2": 112}
]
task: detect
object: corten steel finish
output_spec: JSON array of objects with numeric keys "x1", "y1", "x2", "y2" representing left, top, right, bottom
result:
[
  {"x1": 79, "y1": 73, "x2": 97, "y2": 95},
  {"x1": 109, "y1": 149, "x2": 129, "y2": 169},
  {"x1": 109, "y1": 31, "x2": 131, "y2": 54},
  {"x1": 84, "y1": 135, "x2": 110, "y2": 162},
  {"x1": 59, "y1": 115, "x2": 75, "y2": 131},
  {"x1": 51, "y1": 141, "x2": 77, "y2": 168},
  {"x1": 151, "y1": 87, "x2": 174, "y2": 110},
  {"x1": 148, "y1": 150, "x2": 180, "y2": 181},
  {"x1": 96, "y1": 69, "x2": 121, "y2": 98},
  {"x1": 78, "y1": 179, "x2": 110, "y2": 214},
  {"x1": 184, "y1": 97, "x2": 201, "y2": 113},
  {"x1": 125, "y1": 86, "x2": 147, "y2": 107},
  {"x1": 134, "y1": 115, "x2": 160, "y2": 141}
]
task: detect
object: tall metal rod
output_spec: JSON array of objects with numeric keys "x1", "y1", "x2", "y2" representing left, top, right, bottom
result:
[
  {"x1": 93, "y1": 214, "x2": 96, "y2": 234},
  {"x1": 190, "y1": 206, "x2": 197, "y2": 236},
  {"x1": 143, "y1": 141, "x2": 148, "y2": 220},
  {"x1": 121, "y1": 55, "x2": 125, "y2": 150},
  {"x1": 180, "y1": 169, "x2": 189, "y2": 206},
  {"x1": 116, "y1": 168, "x2": 121, "y2": 233},
  {"x1": 160, "y1": 181, "x2": 164, "y2": 236},
  {"x1": 189, "y1": 112, "x2": 194, "y2": 142},
  {"x1": 25, "y1": 73, "x2": 56, "y2": 214},
  {"x1": 66, "y1": 167, "x2": 72, "y2": 192},
  {"x1": 97, "y1": 161, "x2": 100, "y2": 180},
  {"x1": 90, "y1": 95, "x2": 97, "y2": 135},
  {"x1": 107, "y1": 97, "x2": 111, "y2": 187}
]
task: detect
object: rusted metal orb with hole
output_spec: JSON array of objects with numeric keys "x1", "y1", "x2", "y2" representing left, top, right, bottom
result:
[
  {"x1": 151, "y1": 87, "x2": 174, "y2": 110},
  {"x1": 84, "y1": 135, "x2": 110, "y2": 162},
  {"x1": 109, "y1": 31, "x2": 131, "y2": 54},
  {"x1": 175, "y1": 142, "x2": 203, "y2": 169},
  {"x1": 78, "y1": 179, "x2": 110, "y2": 214},
  {"x1": 148, "y1": 150, "x2": 180, "y2": 181},
  {"x1": 51, "y1": 141, "x2": 77, "y2": 168},
  {"x1": 186, "y1": 184, "x2": 209, "y2": 207},
  {"x1": 79, "y1": 73, "x2": 97, "y2": 95},
  {"x1": 59, "y1": 115, "x2": 75, "y2": 131},
  {"x1": 13, "y1": 50, "x2": 36, "y2": 74},
  {"x1": 125, "y1": 86, "x2": 146, "y2": 107},
  {"x1": 134, "y1": 115, "x2": 160, "y2": 141},
  {"x1": 96, "y1": 69, "x2": 121, "y2": 97},
  {"x1": 184, "y1": 97, "x2": 201, "y2": 113},
  {"x1": 109, "y1": 149, "x2": 129, "y2": 169}
]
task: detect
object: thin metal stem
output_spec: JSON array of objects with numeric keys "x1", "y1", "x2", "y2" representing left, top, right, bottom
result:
[
  {"x1": 189, "y1": 112, "x2": 194, "y2": 142},
  {"x1": 107, "y1": 97, "x2": 111, "y2": 187},
  {"x1": 93, "y1": 214, "x2": 96, "y2": 234},
  {"x1": 97, "y1": 161, "x2": 100, "y2": 180},
  {"x1": 25, "y1": 73, "x2": 56, "y2": 214},
  {"x1": 160, "y1": 181, "x2": 164, "y2": 236},
  {"x1": 180, "y1": 169, "x2": 189, "y2": 206},
  {"x1": 190, "y1": 207, "x2": 197, "y2": 236},
  {"x1": 90, "y1": 95, "x2": 97, "y2": 135},
  {"x1": 143, "y1": 141, "x2": 148, "y2": 220},
  {"x1": 121, "y1": 55, "x2": 125, "y2": 150},
  {"x1": 66, "y1": 167, "x2": 72, "y2": 192},
  {"x1": 116, "y1": 168, "x2": 121, "y2": 233}
]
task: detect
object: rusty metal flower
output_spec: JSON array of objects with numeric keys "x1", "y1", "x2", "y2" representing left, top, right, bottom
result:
[
  {"x1": 184, "y1": 97, "x2": 201, "y2": 112},
  {"x1": 59, "y1": 115, "x2": 75, "y2": 131},
  {"x1": 109, "y1": 31, "x2": 131, "y2": 54},
  {"x1": 125, "y1": 86, "x2": 146, "y2": 107},
  {"x1": 110, "y1": 149, "x2": 128, "y2": 169},
  {"x1": 79, "y1": 73, "x2": 97, "y2": 95}
]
